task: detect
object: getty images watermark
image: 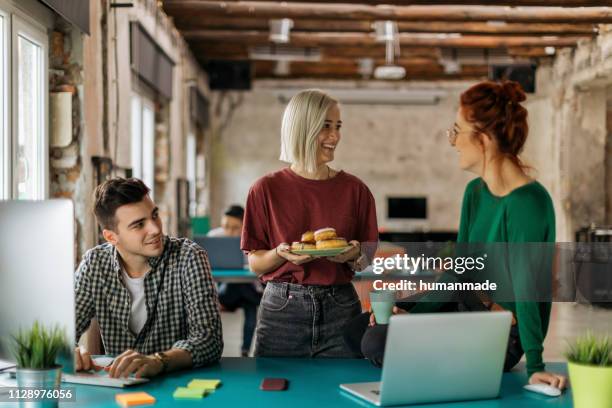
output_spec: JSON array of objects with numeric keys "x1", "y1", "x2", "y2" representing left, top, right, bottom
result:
[{"x1": 370, "y1": 253, "x2": 499, "y2": 292}]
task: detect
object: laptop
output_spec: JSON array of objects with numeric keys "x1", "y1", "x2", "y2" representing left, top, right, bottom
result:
[
  {"x1": 195, "y1": 236, "x2": 245, "y2": 269},
  {"x1": 340, "y1": 311, "x2": 512, "y2": 406},
  {"x1": 2, "y1": 371, "x2": 147, "y2": 388},
  {"x1": 62, "y1": 355, "x2": 148, "y2": 387},
  {"x1": 62, "y1": 372, "x2": 148, "y2": 388}
]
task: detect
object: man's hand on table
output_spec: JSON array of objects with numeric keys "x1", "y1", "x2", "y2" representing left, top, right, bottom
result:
[
  {"x1": 105, "y1": 349, "x2": 164, "y2": 379},
  {"x1": 74, "y1": 347, "x2": 103, "y2": 372}
]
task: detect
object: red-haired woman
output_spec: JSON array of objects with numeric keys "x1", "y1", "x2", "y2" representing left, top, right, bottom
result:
[{"x1": 345, "y1": 80, "x2": 566, "y2": 390}]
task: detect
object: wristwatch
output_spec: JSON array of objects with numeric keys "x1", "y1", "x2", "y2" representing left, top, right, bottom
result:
[{"x1": 153, "y1": 351, "x2": 169, "y2": 373}]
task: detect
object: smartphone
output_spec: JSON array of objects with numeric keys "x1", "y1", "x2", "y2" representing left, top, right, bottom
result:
[{"x1": 260, "y1": 378, "x2": 288, "y2": 391}]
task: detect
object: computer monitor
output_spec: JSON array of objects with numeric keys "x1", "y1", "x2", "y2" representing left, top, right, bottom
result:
[
  {"x1": 193, "y1": 236, "x2": 245, "y2": 270},
  {"x1": 0, "y1": 200, "x2": 75, "y2": 371}
]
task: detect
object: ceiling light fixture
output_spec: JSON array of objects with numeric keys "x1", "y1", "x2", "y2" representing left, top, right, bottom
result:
[
  {"x1": 269, "y1": 18, "x2": 294, "y2": 44},
  {"x1": 373, "y1": 21, "x2": 406, "y2": 80}
]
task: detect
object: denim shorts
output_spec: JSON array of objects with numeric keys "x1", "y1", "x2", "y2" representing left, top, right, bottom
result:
[{"x1": 254, "y1": 281, "x2": 362, "y2": 358}]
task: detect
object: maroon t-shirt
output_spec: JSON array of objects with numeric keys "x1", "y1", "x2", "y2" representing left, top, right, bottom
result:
[{"x1": 241, "y1": 167, "x2": 378, "y2": 285}]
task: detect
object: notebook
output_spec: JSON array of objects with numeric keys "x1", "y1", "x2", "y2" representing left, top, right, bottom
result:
[{"x1": 62, "y1": 355, "x2": 149, "y2": 388}]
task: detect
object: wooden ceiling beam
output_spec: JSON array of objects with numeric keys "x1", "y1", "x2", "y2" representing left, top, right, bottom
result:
[
  {"x1": 252, "y1": 61, "x2": 489, "y2": 80},
  {"x1": 507, "y1": 46, "x2": 553, "y2": 57},
  {"x1": 183, "y1": 30, "x2": 586, "y2": 48},
  {"x1": 189, "y1": 44, "x2": 550, "y2": 62},
  {"x1": 253, "y1": 73, "x2": 487, "y2": 80},
  {"x1": 195, "y1": 54, "x2": 444, "y2": 67},
  {"x1": 252, "y1": 1, "x2": 612, "y2": 6},
  {"x1": 171, "y1": 16, "x2": 597, "y2": 36},
  {"x1": 190, "y1": 44, "x2": 442, "y2": 59},
  {"x1": 163, "y1": 2, "x2": 612, "y2": 24},
  {"x1": 253, "y1": 60, "x2": 489, "y2": 74}
]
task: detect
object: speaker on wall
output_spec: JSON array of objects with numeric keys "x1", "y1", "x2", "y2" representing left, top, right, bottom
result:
[
  {"x1": 490, "y1": 64, "x2": 536, "y2": 93},
  {"x1": 205, "y1": 60, "x2": 252, "y2": 90}
]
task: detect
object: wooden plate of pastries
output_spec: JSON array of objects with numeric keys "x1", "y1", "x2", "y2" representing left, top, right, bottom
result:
[{"x1": 290, "y1": 227, "x2": 351, "y2": 256}]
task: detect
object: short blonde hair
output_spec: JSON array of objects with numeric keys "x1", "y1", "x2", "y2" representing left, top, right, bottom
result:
[{"x1": 279, "y1": 89, "x2": 338, "y2": 174}]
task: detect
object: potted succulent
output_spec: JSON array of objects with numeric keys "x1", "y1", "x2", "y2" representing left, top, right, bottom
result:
[
  {"x1": 11, "y1": 321, "x2": 66, "y2": 408},
  {"x1": 565, "y1": 332, "x2": 612, "y2": 408}
]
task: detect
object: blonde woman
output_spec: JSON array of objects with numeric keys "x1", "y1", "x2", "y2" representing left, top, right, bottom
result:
[{"x1": 241, "y1": 89, "x2": 378, "y2": 357}]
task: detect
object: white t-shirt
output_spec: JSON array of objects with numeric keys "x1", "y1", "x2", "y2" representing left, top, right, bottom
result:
[
  {"x1": 207, "y1": 227, "x2": 225, "y2": 237},
  {"x1": 122, "y1": 267, "x2": 148, "y2": 335}
]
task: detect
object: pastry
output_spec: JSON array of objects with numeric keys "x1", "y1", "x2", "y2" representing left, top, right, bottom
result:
[
  {"x1": 316, "y1": 238, "x2": 348, "y2": 249},
  {"x1": 301, "y1": 231, "x2": 315, "y2": 244},
  {"x1": 314, "y1": 227, "x2": 337, "y2": 242},
  {"x1": 291, "y1": 241, "x2": 316, "y2": 251}
]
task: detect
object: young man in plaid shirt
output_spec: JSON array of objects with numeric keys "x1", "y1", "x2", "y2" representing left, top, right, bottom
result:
[{"x1": 74, "y1": 178, "x2": 223, "y2": 378}]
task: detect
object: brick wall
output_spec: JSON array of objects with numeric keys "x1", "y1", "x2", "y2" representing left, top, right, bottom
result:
[{"x1": 48, "y1": 17, "x2": 86, "y2": 257}]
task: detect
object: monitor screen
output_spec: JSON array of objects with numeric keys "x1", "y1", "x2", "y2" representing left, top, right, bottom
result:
[
  {"x1": 0, "y1": 200, "x2": 75, "y2": 370},
  {"x1": 387, "y1": 197, "x2": 427, "y2": 219}
]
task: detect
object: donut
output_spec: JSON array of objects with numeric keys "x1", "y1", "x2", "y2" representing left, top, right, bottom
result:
[
  {"x1": 291, "y1": 241, "x2": 316, "y2": 251},
  {"x1": 316, "y1": 238, "x2": 348, "y2": 249},
  {"x1": 301, "y1": 231, "x2": 315, "y2": 244},
  {"x1": 314, "y1": 227, "x2": 337, "y2": 241}
]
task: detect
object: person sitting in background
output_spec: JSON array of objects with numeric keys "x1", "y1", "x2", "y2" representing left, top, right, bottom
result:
[
  {"x1": 208, "y1": 205, "x2": 262, "y2": 357},
  {"x1": 74, "y1": 178, "x2": 223, "y2": 378}
]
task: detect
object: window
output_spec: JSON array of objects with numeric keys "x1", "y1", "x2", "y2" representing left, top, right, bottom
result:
[
  {"x1": 186, "y1": 129, "x2": 196, "y2": 216},
  {"x1": 15, "y1": 19, "x2": 45, "y2": 199},
  {"x1": 130, "y1": 95, "x2": 142, "y2": 181},
  {"x1": 130, "y1": 93, "x2": 155, "y2": 197},
  {"x1": 0, "y1": 10, "x2": 7, "y2": 199},
  {"x1": 0, "y1": 3, "x2": 48, "y2": 199}
]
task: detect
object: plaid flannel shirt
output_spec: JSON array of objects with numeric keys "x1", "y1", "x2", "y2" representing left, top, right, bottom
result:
[{"x1": 74, "y1": 236, "x2": 223, "y2": 367}]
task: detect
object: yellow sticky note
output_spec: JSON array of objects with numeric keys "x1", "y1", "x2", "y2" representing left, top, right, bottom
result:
[
  {"x1": 173, "y1": 387, "x2": 206, "y2": 399},
  {"x1": 187, "y1": 379, "x2": 221, "y2": 391},
  {"x1": 115, "y1": 392, "x2": 156, "y2": 407}
]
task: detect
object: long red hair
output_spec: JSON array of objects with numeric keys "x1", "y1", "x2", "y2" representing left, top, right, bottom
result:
[{"x1": 460, "y1": 80, "x2": 529, "y2": 169}]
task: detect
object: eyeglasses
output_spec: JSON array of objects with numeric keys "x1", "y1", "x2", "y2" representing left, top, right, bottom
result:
[
  {"x1": 446, "y1": 123, "x2": 484, "y2": 146},
  {"x1": 446, "y1": 125, "x2": 460, "y2": 146}
]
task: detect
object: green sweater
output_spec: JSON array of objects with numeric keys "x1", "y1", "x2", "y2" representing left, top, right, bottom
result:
[{"x1": 411, "y1": 178, "x2": 555, "y2": 376}]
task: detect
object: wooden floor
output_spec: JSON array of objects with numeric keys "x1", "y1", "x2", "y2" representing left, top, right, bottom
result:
[{"x1": 221, "y1": 302, "x2": 612, "y2": 360}]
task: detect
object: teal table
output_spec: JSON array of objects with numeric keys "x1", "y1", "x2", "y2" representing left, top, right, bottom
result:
[
  {"x1": 210, "y1": 269, "x2": 436, "y2": 283},
  {"x1": 48, "y1": 358, "x2": 571, "y2": 407},
  {"x1": 211, "y1": 269, "x2": 257, "y2": 282}
]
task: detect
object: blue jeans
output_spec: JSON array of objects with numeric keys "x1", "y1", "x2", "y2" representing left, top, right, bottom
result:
[{"x1": 255, "y1": 282, "x2": 362, "y2": 358}]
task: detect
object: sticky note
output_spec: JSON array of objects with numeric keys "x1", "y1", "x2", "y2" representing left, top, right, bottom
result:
[
  {"x1": 187, "y1": 379, "x2": 221, "y2": 391},
  {"x1": 173, "y1": 387, "x2": 206, "y2": 399},
  {"x1": 115, "y1": 392, "x2": 155, "y2": 407}
]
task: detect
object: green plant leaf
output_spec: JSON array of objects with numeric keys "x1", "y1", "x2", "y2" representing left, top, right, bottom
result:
[
  {"x1": 10, "y1": 321, "x2": 67, "y2": 369},
  {"x1": 565, "y1": 331, "x2": 612, "y2": 367}
]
